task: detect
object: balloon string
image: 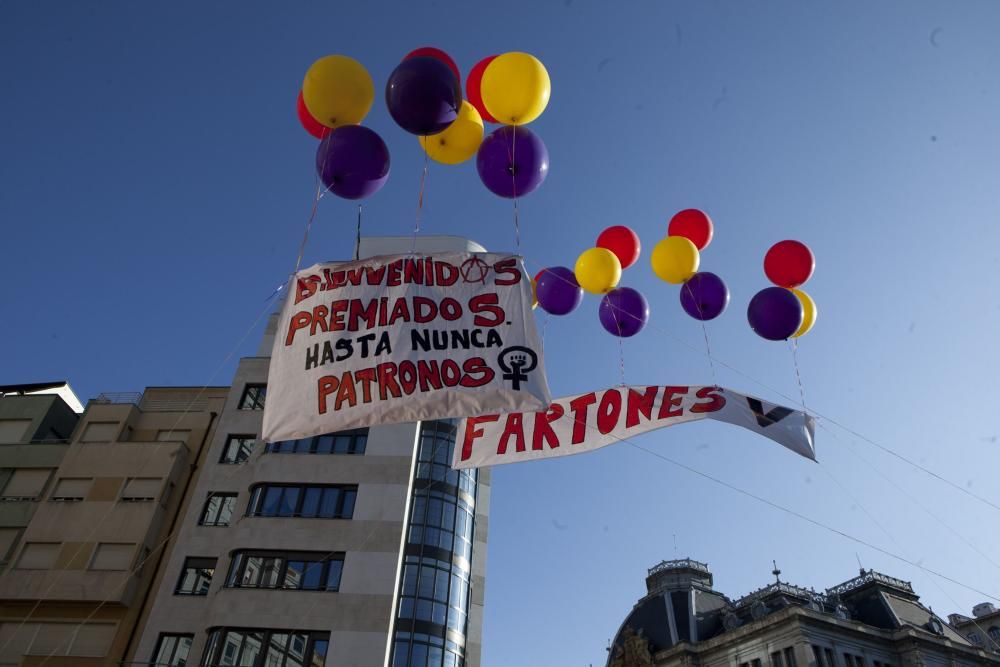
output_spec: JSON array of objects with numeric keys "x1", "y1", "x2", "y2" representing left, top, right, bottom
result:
[
  {"x1": 511, "y1": 125, "x2": 521, "y2": 252},
  {"x1": 355, "y1": 204, "x2": 362, "y2": 260},
  {"x1": 699, "y1": 321, "x2": 718, "y2": 388},
  {"x1": 294, "y1": 180, "x2": 324, "y2": 276},
  {"x1": 790, "y1": 338, "x2": 807, "y2": 409},
  {"x1": 411, "y1": 149, "x2": 429, "y2": 254},
  {"x1": 609, "y1": 303, "x2": 627, "y2": 386}
]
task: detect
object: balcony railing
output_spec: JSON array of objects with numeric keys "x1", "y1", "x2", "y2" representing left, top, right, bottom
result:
[
  {"x1": 647, "y1": 558, "x2": 711, "y2": 577},
  {"x1": 93, "y1": 392, "x2": 143, "y2": 405},
  {"x1": 826, "y1": 570, "x2": 914, "y2": 597}
]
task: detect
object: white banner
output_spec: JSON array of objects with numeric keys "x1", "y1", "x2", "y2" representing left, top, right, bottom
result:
[
  {"x1": 452, "y1": 385, "x2": 815, "y2": 469},
  {"x1": 263, "y1": 252, "x2": 550, "y2": 442}
]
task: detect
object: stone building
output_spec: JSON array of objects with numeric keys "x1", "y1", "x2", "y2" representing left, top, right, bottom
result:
[
  {"x1": 0, "y1": 384, "x2": 226, "y2": 666},
  {"x1": 607, "y1": 558, "x2": 999, "y2": 667},
  {"x1": 949, "y1": 602, "x2": 1000, "y2": 655}
]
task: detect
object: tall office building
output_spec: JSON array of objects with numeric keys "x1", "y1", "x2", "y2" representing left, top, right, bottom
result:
[
  {"x1": 132, "y1": 236, "x2": 492, "y2": 667},
  {"x1": 0, "y1": 384, "x2": 226, "y2": 666}
]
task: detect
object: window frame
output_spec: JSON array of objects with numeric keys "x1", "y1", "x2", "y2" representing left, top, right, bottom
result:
[
  {"x1": 246, "y1": 483, "x2": 357, "y2": 519},
  {"x1": 174, "y1": 556, "x2": 217, "y2": 596},
  {"x1": 220, "y1": 435, "x2": 257, "y2": 464},
  {"x1": 225, "y1": 549, "x2": 344, "y2": 592},
  {"x1": 201, "y1": 627, "x2": 328, "y2": 667},
  {"x1": 198, "y1": 493, "x2": 238, "y2": 527},
  {"x1": 237, "y1": 384, "x2": 267, "y2": 410},
  {"x1": 265, "y1": 428, "x2": 369, "y2": 455},
  {"x1": 150, "y1": 632, "x2": 193, "y2": 667}
]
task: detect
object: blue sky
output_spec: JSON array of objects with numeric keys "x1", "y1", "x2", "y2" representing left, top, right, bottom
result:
[{"x1": 2, "y1": 1, "x2": 1000, "y2": 664}]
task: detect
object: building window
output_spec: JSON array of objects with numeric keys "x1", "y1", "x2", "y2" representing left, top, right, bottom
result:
[
  {"x1": 771, "y1": 652, "x2": 783, "y2": 667},
  {"x1": 246, "y1": 484, "x2": 357, "y2": 519},
  {"x1": 783, "y1": 647, "x2": 797, "y2": 667},
  {"x1": 397, "y1": 554, "x2": 471, "y2": 632},
  {"x1": 175, "y1": 557, "x2": 216, "y2": 595},
  {"x1": 51, "y1": 477, "x2": 91, "y2": 501},
  {"x1": 990, "y1": 626, "x2": 1000, "y2": 643},
  {"x1": 407, "y1": 489, "x2": 476, "y2": 562},
  {"x1": 155, "y1": 429, "x2": 191, "y2": 442},
  {"x1": 238, "y1": 384, "x2": 267, "y2": 410},
  {"x1": 16, "y1": 542, "x2": 59, "y2": 570},
  {"x1": 201, "y1": 628, "x2": 328, "y2": 667},
  {"x1": 392, "y1": 630, "x2": 465, "y2": 667},
  {"x1": 824, "y1": 648, "x2": 835, "y2": 667},
  {"x1": 199, "y1": 493, "x2": 237, "y2": 526},
  {"x1": 121, "y1": 477, "x2": 161, "y2": 502},
  {"x1": 220, "y1": 435, "x2": 256, "y2": 464},
  {"x1": 226, "y1": 550, "x2": 344, "y2": 591},
  {"x1": 91, "y1": 543, "x2": 135, "y2": 571},
  {"x1": 265, "y1": 428, "x2": 368, "y2": 455},
  {"x1": 967, "y1": 632, "x2": 982, "y2": 645},
  {"x1": 150, "y1": 633, "x2": 192, "y2": 667},
  {"x1": 0, "y1": 527, "x2": 22, "y2": 565},
  {"x1": 1, "y1": 468, "x2": 52, "y2": 500}
]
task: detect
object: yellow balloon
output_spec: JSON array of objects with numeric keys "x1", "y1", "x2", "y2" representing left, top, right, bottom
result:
[
  {"x1": 651, "y1": 237, "x2": 700, "y2": 284},
  {"x1": 480, "y1": 52, "x2": 551, "y2": 125},
  {"x1": 575, "y1": 247, "x2": 622, "y2": 295},
  {"x1": 791, "y1": 289, "x2": 817, "y2": 338},
  {"x1": 302, "y1": 55, "x2": 374, "y2": 129},
  {"x1": 419, "y1": 101, "x2": 484, "y2": 165}
]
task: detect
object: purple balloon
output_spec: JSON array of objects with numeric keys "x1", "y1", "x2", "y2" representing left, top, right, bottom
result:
[
  {"x1": 536, "y1": 266, "x2": 583, "y2": 316},
  {"x1": 315, "y1": 125, "x2": 390, "y2": 200},
  {"x1": 385, "y1": 57, "x2": 461, "y2": 136},
  {"x1": 747, "y1": 287, "x2": 804, "y2": 341},
  {"x1": 599, "y1": 287, "x2": 649, "y2": 337},
  {"x1": 680, "y1": 272, "x2": 730, "y2": 321},
  {"x1": 476, "y1": 126, "x2": 549, "y2": 198}
]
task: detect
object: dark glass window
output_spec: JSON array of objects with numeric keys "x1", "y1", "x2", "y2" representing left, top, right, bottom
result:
[
  {"x1": 150, "y1": 633, "x2": 192, "y2": 666},
  {"x1": 265, "y1": 428, "x2": 368, "y2": 455},
  {"x1": 202, "y1": 628, "x2": 327, "y2": 667},
  {"x1": 199, "y1": 493, "x2": 237, "y2": 526},
  {"x1": 220, "y1": 435, "x2": 256, "y2": 464},
  {"x1": 175, "y1": 557, "x2": 216, "y2": 595},
  {"x1": 247, "y1": 484, "x2": 357, "y2": 519},
  {"x1": 226, "y1": 550, "x2": 344, "y2": 591},
  {"x1": 238, "y1": 384, "x2": 267, "y2": 410}
]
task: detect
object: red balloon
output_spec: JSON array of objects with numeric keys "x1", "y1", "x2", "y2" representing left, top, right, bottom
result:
[
  {"x1": 596, "y1": 225, "x2": 641, "y2": 269},
  {"x1": 764, "y1": 240, "x2": 815, "y2": 288},
  {"x1": 404, "y1": 47, "x2": 461, "y2": 88},
  {"x1": 668, "y1": 209, "x2": 714, "y2": 250},
  {"x1": 466, "y1": 55, "x2": 499, "y2": 124},
  {"x1": 296, "y1": 91, "x2": 330, "y2": 140}
]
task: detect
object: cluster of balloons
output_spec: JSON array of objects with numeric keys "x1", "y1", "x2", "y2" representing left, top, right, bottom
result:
[
  {"x1": 533, "y1": 226, "x2": 650, "y2": 338},
  {"x1": 652, "y1": 210, "x2": 730, "y2": 322},
  {"x1": 298, "y1": 49, "x2": 552, "y2": 203},
  {"x1": 747, "y1": 240, "x2": 817, "y2": 340},
  {"x1": 300, "y1": 55, "x2": 391, "y2": 200}
]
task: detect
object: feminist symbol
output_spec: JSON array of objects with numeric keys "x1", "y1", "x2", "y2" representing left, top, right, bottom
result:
[
  {"x1": 460, "y1": 257, "x2": 490, "y2": 284},
  {"x1": 497, "y1": 346, "x2": 538, "y2": 390}
]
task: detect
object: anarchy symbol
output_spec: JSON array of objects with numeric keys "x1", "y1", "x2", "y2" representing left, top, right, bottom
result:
[{"x1": 460, "y1": 257, "x2": 490, "y2": 284}]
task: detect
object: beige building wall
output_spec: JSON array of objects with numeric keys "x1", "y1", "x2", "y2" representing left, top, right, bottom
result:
[{"x1": 0, "y1": 387, "x2": 226, "y2": 667}]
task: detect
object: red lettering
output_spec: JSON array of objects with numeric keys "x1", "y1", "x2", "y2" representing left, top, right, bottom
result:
[
  {"x1": 497, "y1": 414, "x2": 526, "y2": 455},
  {"x1": 658, "y1": 386, "x2": 688, "y2": 419},
  {"x1": 310, "y1": 305, "x2": 329, "y2": 337},
  {"x1": 329, "y1": 300, "x2": 347, "y2": 331},
  {"x1": 569, "y1": 393, "x2": 597, "y2": 444},
  {"x1": 492, "y1": 257, "x2": 521, "y2": 286},
  {"x1": 403, "y1": 258, "x2": 423, "y2": 283},
  {"x1": 461, "y1": 414, "x2": 500, "y2": 461},
  {"x1": 626, "y1": 386, "x2": 659, "y2": 427},
  {"x1": 387, "y1": 298, "x2": 411, "y2": 326},
  {"x1": 691, "y1": 386, "x2": 726, "y2": 413},
  {"x1": 345, "y1": 267, "x2": 365, "y2": 286},
  {"x1": 348, "y1": 299, "x2": 377, "y2": 332},
  {"x1": 460, "y1": 357, "x2": 495, "y2": 387},
  {"x1": 532, "y1": 403, "x2": 565, "y2": 450},
  {"x1": 440, "y1": 360, "x2": 461, "y2": 386},
  {"x1": 377, "y1": 363, "x2": 401, "y2": 400},
  {"x1": 294, "y1": 275, "x2": 320, "y2": 305},
  {"x1": 439, "y1": 297, "x2": 462, "y2": 321},
  {"x1": 417, "y1": 360, "x2": 443, "y2": 392},
  {"x1": 435, "y1": 261, "x2": 459, "y2": 286},
  {"x1": 386, "y1": 260, "x2": 402, "y2": 286},
  {"x1": 469, "y1": 293, "x2": 504, "y2": 327},
  {"x1": 335, "y1": 372, "x2": 357, "y2": 410},
  {"x1": 413, "y1": 297, "x2": 437, "y2": 323},
  {"x1": 365, "y1": 265, "x2": 386, "y2": 284},
  {"x1": 355, "y1": 368, "x2": 376, "y2": 404},
  {"x1": 285, "y1": 311, "x2": 311, "y2": 346},
  {"x1": 398, "y1": 361, "x2": 417, "y2": 394},
  {"x1": 317, "y1": 376, "x2": 338, "y2": 414},
  {"x1": 597, "y1": 389, "x2": 623, "y2": 434}
]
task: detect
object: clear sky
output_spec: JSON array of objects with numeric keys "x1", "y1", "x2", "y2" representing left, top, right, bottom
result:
[{"x1": 2, "y1": 1, "x2": 1000, "y2": 664}]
